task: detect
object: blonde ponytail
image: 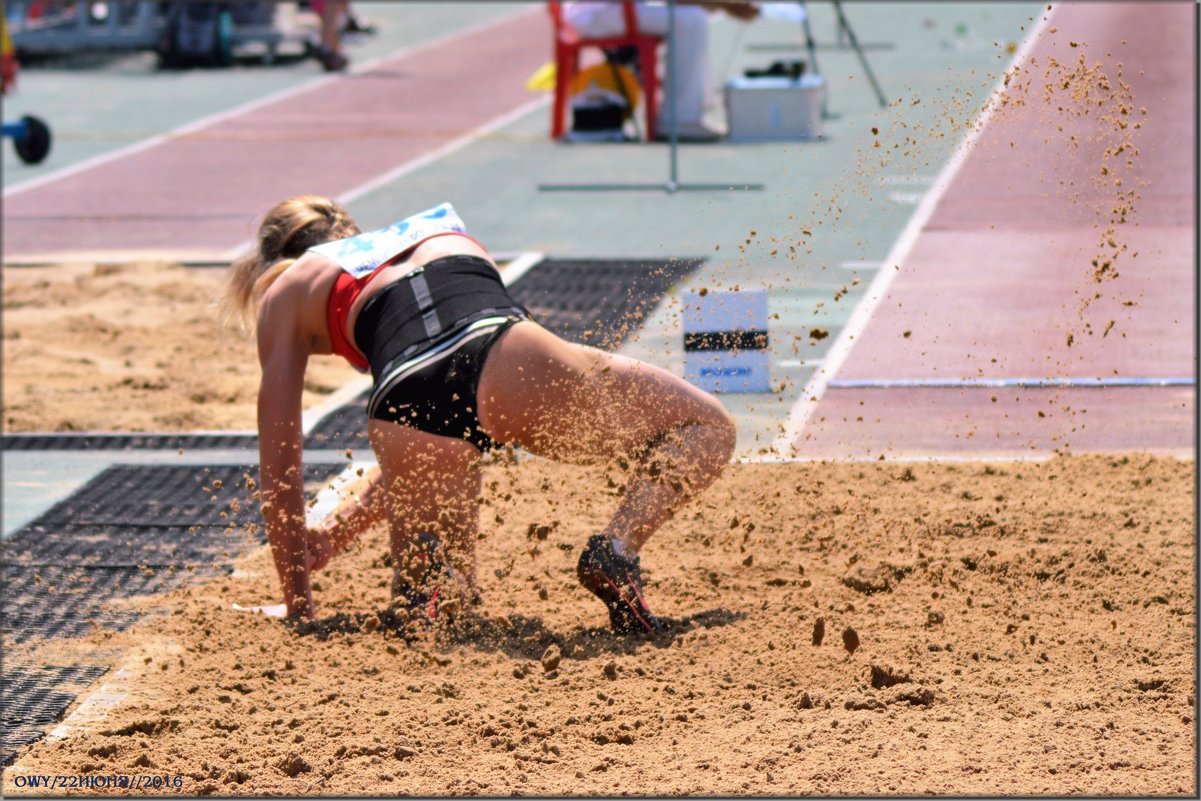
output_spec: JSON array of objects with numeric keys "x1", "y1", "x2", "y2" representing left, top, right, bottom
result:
[{"x1": 222, "y1": 196, "x2": 360, "y2": 331}]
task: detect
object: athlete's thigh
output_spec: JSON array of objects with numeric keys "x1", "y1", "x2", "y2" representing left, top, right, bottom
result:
[
  {"x1": 367, "y1": 418, "x2": 482, "y2": 524},
  {"x1": 476, "y1": 322, "x2": 728, "y2": 462}
]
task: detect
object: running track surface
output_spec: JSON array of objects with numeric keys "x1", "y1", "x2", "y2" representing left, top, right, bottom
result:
[
  {"x1": 795, "y1": 2, "x2": 1195, "y2": 459},
  {"x1": 0, "y1": 9, "x2": 547, "y2": 259}
]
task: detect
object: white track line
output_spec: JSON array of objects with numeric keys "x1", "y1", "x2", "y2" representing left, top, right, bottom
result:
[
  {"x1": 222, "y1": 96, "x2": 550, "y2": 261},
  {"x1": 498, "y1": 250, "x2": 546, "y2": 287},
  {"x1": 45, "y1": 668, "x2": 137, "y2": 743},
  {"x1": 740, "y1": 454, "x2": 1056, "y2": 464},
  {"x1": 305, "y1": 460, "x2": 377, "y2": 525},
  {"x1": 828, "y1": 377, "x2": 1195, "y2": 389},
  {"x1": 335, "y1": 99, "x2": 549, "y2": 208},
  {"x1": 769, "y1": 5, "x2": 1059, "y2": 459},
  {"x1": 300, "y1": 376, "x2": 372, "y2": 435},
  {"x1": 740, "y1": 452, "x2": 1194, "y2": 464},
  {"x1": 3, "y1": 7, "x2": 537, "y2": 199}
]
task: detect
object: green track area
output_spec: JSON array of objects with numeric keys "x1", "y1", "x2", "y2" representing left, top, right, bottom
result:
[{"x1": 343, "y1": 2, "x2": 1044, "y2": 453}]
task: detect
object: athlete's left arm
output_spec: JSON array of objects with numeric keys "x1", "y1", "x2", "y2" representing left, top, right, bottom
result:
[{"x1": 307, "y1": 466, "x2": 388, "y2": 571}]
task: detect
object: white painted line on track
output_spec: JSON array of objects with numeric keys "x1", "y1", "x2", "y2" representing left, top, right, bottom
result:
[
  {"x1": 332, "y1": 99, "x2": 550, "y2": 208},
  {"x1": 739, "y1": 452, "x2": 1195, "y2": 464},
  {"x1": 768, "y1": 6, "x2": 1060, "y2": 460},
  {"x1": 498, "y1": 251, "x2": 546, "y2": 287},
  {"x1": 3, "y1": 7, "x2": 538, "y2": 199},
  {"x1": 222, "y1": 96, "x2": 551, "y2": 261},
  {"x1": 828, "y1": 377, "x2": 1196, "y2": 389},
  {"x1": 739, "y1": 454, "x2": 1056, "y2": 464},
  {"x1": 300, "y1": 375, "x2": 372, "y2": 435}
]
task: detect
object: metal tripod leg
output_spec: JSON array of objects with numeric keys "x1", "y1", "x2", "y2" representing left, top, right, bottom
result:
[
  {"x1": 799, "y1": 5, "x2": 830, "y2": 119},
  {"x1": 831, "y1": 0, "x2": 887, "y2": 107},
  {"x1": 539, "y1": 0, "x2": 764, "y2": 193}
]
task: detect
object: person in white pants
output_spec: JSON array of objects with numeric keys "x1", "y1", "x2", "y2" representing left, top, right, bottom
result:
[{"x1": 564, "y1": 1, "x2": 759, "y2": 141}]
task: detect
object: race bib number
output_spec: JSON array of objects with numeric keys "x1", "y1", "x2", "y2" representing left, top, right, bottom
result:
[{"x1": 309, "y1": 203, "x2": 466, "y2": 278}]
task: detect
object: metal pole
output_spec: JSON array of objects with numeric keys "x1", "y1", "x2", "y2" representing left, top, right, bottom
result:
[
  {"x1": 801, "y1": 4, "x2": 821, "y2": 77},
  {"x1": 667, "y1": 0, "x2": 679, "y2": 192},
  {"x1": 831, "y1": 1, "x2": 887, "y2": 107},
  {"x1": 799, "y1": 3, "x2": 829, "y2": 119}
]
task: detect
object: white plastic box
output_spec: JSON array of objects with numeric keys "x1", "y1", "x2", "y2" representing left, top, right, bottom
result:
[
  {"x1": 724, "y1": 75, "x2": 825, "y2": 142},
  {"x1": 682, "y1": 288, "x2": 772, "y2": 394}
]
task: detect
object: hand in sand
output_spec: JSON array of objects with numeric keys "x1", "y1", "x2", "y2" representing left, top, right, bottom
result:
[{"x1": 307, "y1": 526, "x2": 336, "y2": 572}]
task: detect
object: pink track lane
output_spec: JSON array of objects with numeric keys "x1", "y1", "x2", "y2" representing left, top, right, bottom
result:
[
  {"x1": 800, "y1": 2, "x2": 1195, "y2": 459},
  {"x1": 1, "y1": 11, "x2": 548, "y2": 259}
]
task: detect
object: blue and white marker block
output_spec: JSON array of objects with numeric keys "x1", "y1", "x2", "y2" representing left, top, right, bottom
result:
[{"x1": 682, "y1": 287, "x2": 771, "y2": 393}]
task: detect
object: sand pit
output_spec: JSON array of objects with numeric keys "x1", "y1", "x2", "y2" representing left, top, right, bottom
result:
[
  {"x1": 3, "y1": 453, "x2": 1194, "y2": 795},
  {"x1": 1, "y1": 262, "x2": 357, "y2": 433}
]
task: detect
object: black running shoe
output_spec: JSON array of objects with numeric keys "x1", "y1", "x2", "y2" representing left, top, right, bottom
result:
[
  {"x1": 577, "y1": 534, "x2": 665, "y2": 636},
  {"x1": 392, "y1": 532, "x2": 457, "y2": 625}
]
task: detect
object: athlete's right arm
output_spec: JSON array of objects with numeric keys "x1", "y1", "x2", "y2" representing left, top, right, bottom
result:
[{"x1": 255, "y1": 284, "x2": 314, "y2": 619}]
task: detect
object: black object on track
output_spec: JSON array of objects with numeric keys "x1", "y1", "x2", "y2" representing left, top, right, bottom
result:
[
  {"x1": 508, "y1": 257, "x2": 704, "y2": 349},
  {"x1": 2, "y1": 664, "x2": 109, "y2": 766},
  {"x1": 0, "y1": 432, "x2": 259, "y2": 452},
  {"x1": 1, "y1": 463, "x2": 340, "y2": 764}
]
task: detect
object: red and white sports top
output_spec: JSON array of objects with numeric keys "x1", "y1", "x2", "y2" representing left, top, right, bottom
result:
[{"x1": 312, "y1": 203, "x2": 481, "y2": 372}]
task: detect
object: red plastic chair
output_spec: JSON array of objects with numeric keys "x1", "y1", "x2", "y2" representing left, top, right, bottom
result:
[{"x1": 548, "y1": 1, "x2": 661, "y2": 141}]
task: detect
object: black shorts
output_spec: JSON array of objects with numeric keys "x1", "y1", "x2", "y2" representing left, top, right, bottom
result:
[{"x1": 353, "y1": 254, "x2": 529, "y2": 451}]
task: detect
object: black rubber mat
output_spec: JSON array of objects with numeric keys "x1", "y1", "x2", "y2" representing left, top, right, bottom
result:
[
  {"x1": 4, "y1": 525, "x2": 250, "y2": 570},
  {"x1": 303, "y1": 391, "x2": 370, "y2": 451},
  {"x1": 1, "y1": 564, "x2": 190, "y2": 645},
  {"x1": 1, "y1": 432, "x2": 258, "y2": 452},
  {"x1": 4, "y1": 464, "x2": 339, "y2": 629},
  {"x1": 2, "y1": 664, "x2": 109, "y2": 766},
  {"x1": 25, "y1": 463, "x2": 338, "y2": 529},
  {"x1": 0, "y1": 463, "x2": 343, "y2": 763},
  {"x1": 2, "y1": 425, "x2": 363, "y2": 453},
  {"x1": 3, "y1": 462, "x2": 340, "y2": 641},
  {"x1": 507, "y1": 257, "x2": 705, "y2": 349},
  {"x1": 0, "y1": 426, "x2": 359, "y2": 454}
]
